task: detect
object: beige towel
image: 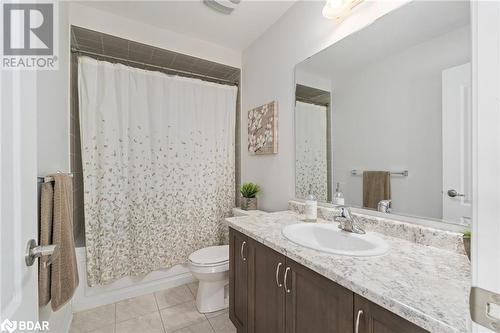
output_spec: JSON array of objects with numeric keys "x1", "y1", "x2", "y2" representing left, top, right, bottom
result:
[
  {"x1": 363, "y1": 171, "x2": 391, "y2": 210},
  {"x1": 39, "y1": 174, "x2": 78, "y2": 311},
  {"x1": 39, "y1": 183, "x2": 54, "y2": 306}
]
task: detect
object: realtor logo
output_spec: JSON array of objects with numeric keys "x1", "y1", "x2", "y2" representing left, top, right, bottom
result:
[
  {"x1": 1, "y1": 1, "x2": 58, "y2": 69},
  {"x1": 3, "y1": 3, "x2": 53, "y2": 55}
]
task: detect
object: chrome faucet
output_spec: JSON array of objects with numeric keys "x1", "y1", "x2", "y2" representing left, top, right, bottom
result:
[
  {"x1": 334, "y1": 206, "x2": 365, "y2": 234},
  {"x1": 377, "y1": 200, "x2": 392, "y2": 213}
]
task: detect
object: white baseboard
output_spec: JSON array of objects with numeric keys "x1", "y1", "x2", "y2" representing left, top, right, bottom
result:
[{"x1": 72, "y1": 247, "x2": 196, "y2": 313}]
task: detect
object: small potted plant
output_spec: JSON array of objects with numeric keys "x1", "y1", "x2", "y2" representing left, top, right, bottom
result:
[
  {"x1": 463, "y1": 231, "x2": 471, "y2": 260},
  {"x1": 240, "y1": 182, "x2": 260, "y2": 210}
]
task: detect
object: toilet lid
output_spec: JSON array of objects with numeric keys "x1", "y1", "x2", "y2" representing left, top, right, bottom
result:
[{"x1": 189, "y1": 245, "x2": 229, "y2": 265}]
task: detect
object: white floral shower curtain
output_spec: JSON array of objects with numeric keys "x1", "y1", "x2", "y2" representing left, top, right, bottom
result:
[
  {"x1": 78, "y1": 56, "x2": 237, "y2": 286},
  {"x1": 295, "y1": 101, "x2": 328, "y2": 202}
]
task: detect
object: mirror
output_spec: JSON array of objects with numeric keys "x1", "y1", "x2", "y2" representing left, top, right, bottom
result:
[{"x1": 294, "y1": 1, "x2": 471, "y2": 226}]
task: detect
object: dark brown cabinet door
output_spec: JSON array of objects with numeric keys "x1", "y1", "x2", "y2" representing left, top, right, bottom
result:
[
  {"x1": 229, "y1": 229, "x2": 249, "y2": 333},
  {"x1": 285, "y1": 258, "x2": 354, "y2": 333},
  {"x1": 354, "y1": 295, "x2": 428, "y2": 333},
  {"x1": 247, "y1": 239, "x2": 286, "y2": 333}
]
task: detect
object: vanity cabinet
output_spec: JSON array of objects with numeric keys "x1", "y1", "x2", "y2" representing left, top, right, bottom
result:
[
  {"x1": 229, "y1": 228, "x2": 428, "y2": 333},
  {"x1": 284, "y1": 258, "x2": 354, "y2": 333},
  {"x1": 354, "y1": 295, "x2": 427, "y2": 333},
  {"x1": 229, "y1": 229, "x2": 249, "y2": 332}
]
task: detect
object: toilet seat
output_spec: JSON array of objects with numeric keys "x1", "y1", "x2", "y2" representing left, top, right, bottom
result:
[{"x1": 189, "y1": 245, "x2": 229, "y2": 267}]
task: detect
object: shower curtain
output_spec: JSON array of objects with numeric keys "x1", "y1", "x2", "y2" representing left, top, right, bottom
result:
[
  {"x1": 78, "y1": 56, "x2": 237, "y2": 286},
  {"x1": 295, "y1": 101, "x2": 328, "y2": 202}
]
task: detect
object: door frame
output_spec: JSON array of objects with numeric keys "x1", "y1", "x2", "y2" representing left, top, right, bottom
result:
[{"x1": 471, "y1": 1, "x2": 500, "y2": 332}]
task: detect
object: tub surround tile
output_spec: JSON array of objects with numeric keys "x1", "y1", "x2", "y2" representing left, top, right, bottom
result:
[
  {"x1": 115, "y1": 312, "x2": 164, "y2": 333},
  {"x1": 155, "y1": 285, "x2": 194, "y2": 309},
  {"x1": 116, "y1": 293, "x2": 158, "y2": 322},
  {"x1": 226, "y1": 211, "x2": 471, "y2": 333},
  {"x1": 159, "y1": 301, "x2": 206, "y2": 332},
  {"x1": 288, "y1": 200, "x2": 466, "y2": 255}
]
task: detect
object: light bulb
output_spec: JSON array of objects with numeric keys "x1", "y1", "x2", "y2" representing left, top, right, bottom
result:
[{"x1": 322, "y1": 0, "x2": 348, "y2": 19}]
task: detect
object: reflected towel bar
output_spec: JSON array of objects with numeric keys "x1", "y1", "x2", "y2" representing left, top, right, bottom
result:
[
  {"x1": 350, "y1": 170, "x2": 409, "y2": 177},
  {"x1": 37, "y1": 173, "x2": 74, "y2": 183}
]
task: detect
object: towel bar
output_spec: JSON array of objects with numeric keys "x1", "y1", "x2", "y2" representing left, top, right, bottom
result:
[
  {"x1": 37, "y1": 173, "x2": 73, "y2": 183},
  {"x1": 350, "y1": 170, "x2": 408, "y2": 177}
]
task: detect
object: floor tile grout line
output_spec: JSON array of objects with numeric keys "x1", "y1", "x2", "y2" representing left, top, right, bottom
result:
[
  {"x1": 154, "y1": 293, "x2": 167, "y2": 333},
  {"x1": 205, "y1": 314, "x2": 217, "y2": 333}
]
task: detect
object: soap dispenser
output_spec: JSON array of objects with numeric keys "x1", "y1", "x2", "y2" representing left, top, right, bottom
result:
[
  {"x1": 333, "y1": 182, "x2": 345, "y2": 205},
  {"x1": 305, "y1": 185, "x2": 317, "y2": 222}
]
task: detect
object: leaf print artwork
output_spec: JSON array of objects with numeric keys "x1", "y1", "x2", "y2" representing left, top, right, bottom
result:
[{"x1": 248, "y1": 101, "x2": 278, "y2": 155}]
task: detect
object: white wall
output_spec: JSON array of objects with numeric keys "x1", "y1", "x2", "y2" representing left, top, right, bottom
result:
[
  {"x1": 37, "y1": 1, "x2": 71, "y2": 176},
  {"x1": 241, "y1": 0, "x2": 410, "y2": 212},
  {"x1": 68, "y1": 3, "x2": 241, "y2": 68},
  {"x1": 331, "y1": 26, "x2": 470, "y2": 219}
]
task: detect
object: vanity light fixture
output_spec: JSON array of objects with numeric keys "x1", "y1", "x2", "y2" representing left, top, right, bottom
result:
[
  {"x1": 322, "y1": 0, "x2": 363, "y2": 20},
  {"x1": 204, "y1": 0, "x2": 241, "y2": 15}
]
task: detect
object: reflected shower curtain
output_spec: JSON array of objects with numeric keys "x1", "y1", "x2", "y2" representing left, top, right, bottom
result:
[
  {"x1": 295, "y1": 101, "x2": 328, "y2": 202},
  {"x1": 78, "y1": 57, "x2": 237, "y2": 286}
]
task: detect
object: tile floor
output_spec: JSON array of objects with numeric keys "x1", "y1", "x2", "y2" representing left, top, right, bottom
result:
[{"x1": 70, "y1": 282, "x2": 236, "y2": 333}]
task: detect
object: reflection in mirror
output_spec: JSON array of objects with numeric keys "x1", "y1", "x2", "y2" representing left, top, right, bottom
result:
[
  {"x1": 294, "y1": 1, "x2": 471, "y2": 226},
  {"x1": 295, "y1": 84, "x2": 332, "y2": 202}
]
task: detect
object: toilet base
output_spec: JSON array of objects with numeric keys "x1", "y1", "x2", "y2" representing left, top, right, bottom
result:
[{"x1": 195, "y1": 279, "x2": 228, "y2": 313}]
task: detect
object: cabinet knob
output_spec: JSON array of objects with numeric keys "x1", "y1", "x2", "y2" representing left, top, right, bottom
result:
[
  {"x1": 240, "y1": 241, "x2": 247, "y2": 262},
  {"x1": 355, "y1": 309, "x2": 364, "y2": 333},
  {"x1": 275, "y1": 262, "x2": 283, "y2": 288},
  {"x1": 283, "y1": 267, "x2": 291, "y2": 293}
]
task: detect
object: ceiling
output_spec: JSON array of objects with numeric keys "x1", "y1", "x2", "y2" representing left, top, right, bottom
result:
[
  {"x1": 76, "y1": 0, "x2": 296, "y2": 51},
  {"x1": 297, "y1": 0, "x2": 470, "y2": 80}
]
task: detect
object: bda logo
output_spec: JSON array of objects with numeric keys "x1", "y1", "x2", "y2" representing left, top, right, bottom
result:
[{"x1": 0, "y1": 319, "x2": 17, "y2": 333}]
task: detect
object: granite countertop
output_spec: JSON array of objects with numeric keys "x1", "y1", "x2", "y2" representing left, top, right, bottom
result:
[{"x1": 226, "y1": 211, "x2": 471, "y2": 333}]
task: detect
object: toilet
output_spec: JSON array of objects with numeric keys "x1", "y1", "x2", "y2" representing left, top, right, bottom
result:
[{"x1": 188, "y1": 245, "x2": 229, "y2": 313}]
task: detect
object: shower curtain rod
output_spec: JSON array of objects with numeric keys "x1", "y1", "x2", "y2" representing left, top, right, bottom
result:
[{"x1": 71, "y1": 48, "x2": 239, "y2": 86}]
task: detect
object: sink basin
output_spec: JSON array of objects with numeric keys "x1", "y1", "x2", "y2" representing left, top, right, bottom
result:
[{"x1": 282, "y1": 223, "x2": 389, "y2": 257}]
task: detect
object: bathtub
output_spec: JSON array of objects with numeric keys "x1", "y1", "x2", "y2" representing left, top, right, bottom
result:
[{"x1": 72, "y1": 247, "x2": 196, "y2": 312}]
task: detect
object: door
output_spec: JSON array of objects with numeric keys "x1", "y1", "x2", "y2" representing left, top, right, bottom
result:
[
  {"x1": 470, "y1": 1, "x2": 500, "y2": 332},
  {"x1": 0, "y1": 71, "x2": 39, "y2": 326},
  {"x1": 442, "y1": 62, "x2": 472, "y2": 225},
  {"x1": 247, "y1": 239, "x2": 286, "y2": 333},
  {"x1": 353, "y1": 295, "x2": 427, "y2": 333},
  {"x1": 229, "y1": 229, "x2": 248, "y2": 332},
  {"x1": 284, "y1": 258, "x2": 353, "y2": 333}
]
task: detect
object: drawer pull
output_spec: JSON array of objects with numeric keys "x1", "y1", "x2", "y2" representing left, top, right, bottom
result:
[
  {"x1": 275, "y1": 262, "x2": 283, "y2": 288},
  {"x1": 355, "y1": 309, "x2": 364, "y2": 333},
  {"x1": 283, "y1": 267, "x2": 291, "y2": 293},
  {"x1": 240, "y1": 241, "x2": 246, "y2": 262}
]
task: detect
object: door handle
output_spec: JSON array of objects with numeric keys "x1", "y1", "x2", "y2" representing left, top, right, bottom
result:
[
  {"x1": 355, "y1": 309, "x2": 364, "y2": 333},
  {"x1": 25, "y1": 239, "x2": 59, "y2": 267},
  {"x1": 275, "y1": 262, "x2": 283, "y2": 288},
  {"x1": 283, "y1": 267, "x2": 291, "y2": 293},
  {"x1": 470, "y1": 286, "x2": 500, "y2": 331},
  {"x1": 447, "y1": 189, "x2": 465, "y2": 198},
  {"x1": 240, "y1": 241, "x2": 246, "y2": 262}
]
